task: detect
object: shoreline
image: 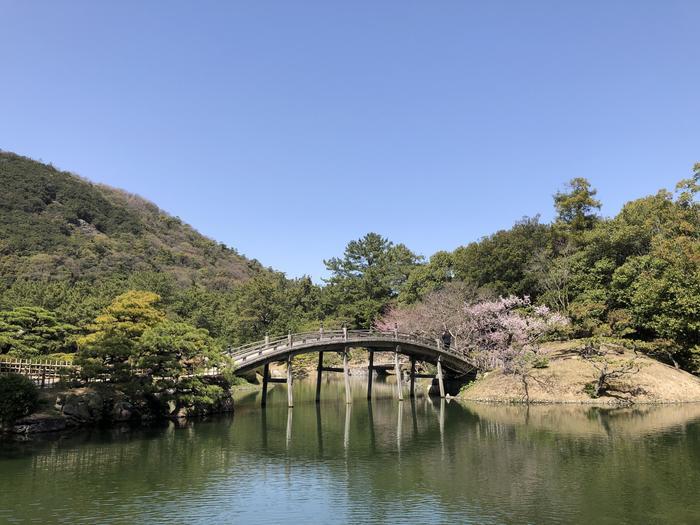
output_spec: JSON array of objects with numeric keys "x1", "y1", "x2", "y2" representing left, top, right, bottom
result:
[
  {"x1": 455, "y1": 397, "x2": 700, "y2": 406},
  {"x1": 6, "y1": 339, "x2": 700, "y2": 436}
]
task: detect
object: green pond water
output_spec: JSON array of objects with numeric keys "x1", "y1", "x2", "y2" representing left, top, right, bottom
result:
[{"x1": 2, "y1": 375, "x2": 700, "y2": 524}]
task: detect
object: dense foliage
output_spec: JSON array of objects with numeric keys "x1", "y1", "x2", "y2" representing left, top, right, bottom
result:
[
  {"x1": 76, "y1": 291, "x2": 166, "y2": 381},
  {"x1": 0, "y1": 374, "x2": 39, "y2": 424},
  {"x1": 73, "y1": 291, "x2": 231, "y2": 412},
  {"x1": 0, "y1": 306, "x2": 76, "y2": 357},
  {"x1": 389, "y1": 167, "x2": 700, "y2": 373},
  {"x1": 1, "y1": 152, "x2": 698, "y2": 376},
  {"x1": 139, "y1": 319, "x2": 228, "y2": 409}
]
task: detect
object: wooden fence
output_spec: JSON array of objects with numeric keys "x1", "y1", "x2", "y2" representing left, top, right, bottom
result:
[{"x1": 0, "y1": 358, "x2": 77, "y2": 388}]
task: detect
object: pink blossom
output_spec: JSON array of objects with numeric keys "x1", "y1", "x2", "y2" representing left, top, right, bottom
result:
[{"x1": 377, "y1": 288, "x2": 569, "y2": 373}]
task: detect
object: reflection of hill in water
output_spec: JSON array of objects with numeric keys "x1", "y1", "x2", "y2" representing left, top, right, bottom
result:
[{"x1": 461, "y1": 401, "x2": 700, "y2": 439}]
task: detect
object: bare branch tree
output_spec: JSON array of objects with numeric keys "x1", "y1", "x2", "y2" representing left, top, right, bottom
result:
[{"x1": 578, "y1": 342, "x2": 643, "y2": 398}]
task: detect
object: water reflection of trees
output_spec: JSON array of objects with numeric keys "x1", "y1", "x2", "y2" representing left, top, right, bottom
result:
[{"x1": 2, "y1": 379, "x2": 700, "y2": 524}]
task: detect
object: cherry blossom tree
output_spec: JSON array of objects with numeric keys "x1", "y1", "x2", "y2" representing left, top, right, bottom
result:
[
  {"x1": 377, "y1": 286, "x2": 568, "y2": 374},
  {"x1": 375, "y1": 284, "x2": 468, "y2": 339}
]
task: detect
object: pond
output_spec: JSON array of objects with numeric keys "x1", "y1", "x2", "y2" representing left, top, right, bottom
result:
[{"x1": 2, "y1": 375, "x2": 700, "y2": 524}]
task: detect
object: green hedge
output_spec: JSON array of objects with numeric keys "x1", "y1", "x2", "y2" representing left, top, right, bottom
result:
[{"x1": 0, "y1": 374, "x2": 39, "y2": 425}]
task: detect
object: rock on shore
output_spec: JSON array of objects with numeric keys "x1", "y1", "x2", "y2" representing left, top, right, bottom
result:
[{"x1": 7, "y1": 378, "x2": 234, "y2": 434}]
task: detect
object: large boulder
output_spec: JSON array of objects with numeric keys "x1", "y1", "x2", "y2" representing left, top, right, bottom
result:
[
  {"x1": 110, "y1": 399, "x2": 135, "y2": 422},
  {"x1": 11, "y1": 414, "x2": 68, "y2": 434},
  {"x1": 60, "y1": 390, "x2": 105, "y2": 424}
]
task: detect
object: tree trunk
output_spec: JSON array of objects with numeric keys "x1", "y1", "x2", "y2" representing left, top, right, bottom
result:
[
  {"x1": 666, "y1": 351, "x2": 680, "y2": 370},
  {"x1": 521, "y1": 374, "x2": 530, "y2": 404},
  {"x1": 594, "y1": 374, "x2": 606, "y2": 397}
]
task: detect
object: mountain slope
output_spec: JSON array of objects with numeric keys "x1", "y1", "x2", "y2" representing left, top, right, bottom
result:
[{"x1": 0, "y1": 151, "x2": 261, "y2": 290}]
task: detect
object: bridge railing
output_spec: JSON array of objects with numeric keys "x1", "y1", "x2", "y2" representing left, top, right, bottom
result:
[{"x1": 227, "y1": 329, "x2": 465, "y2": 364}]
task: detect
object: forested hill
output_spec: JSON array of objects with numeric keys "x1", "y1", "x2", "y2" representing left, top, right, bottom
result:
[
  {"x1": 1, "y1": 150, "x2": 697, "y2": 370},
  {"x1": 0, "y1": 151, "x2": 321, "y2": 347},
  {"x1": 0, "y1": 151, "x2": 262, "y2": 294}
]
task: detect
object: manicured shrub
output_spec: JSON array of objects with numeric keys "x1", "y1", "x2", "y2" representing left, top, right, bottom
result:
[{"x1": 0, "y1": 373, "x2": 39, "y2": 424}]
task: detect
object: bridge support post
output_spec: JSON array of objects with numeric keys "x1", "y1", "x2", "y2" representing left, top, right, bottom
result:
[
  {"x1": 261, "y1": 363, "x2": 270, "y2": 407},
  {"x1": 395, "y1": 346, "x2": 404, "y2": 401},
  {"x1": 315, "y1": 351, "x2": 324, "y2": 403},
  {"x1": 367, "y1": 350, "x2": 374, "y2": 400},
  {"x1": 409, "y1": 356, "x2": 416, "y2": 398},
  {"x1": 343, "y1": 347, "x2": 352, "y2": 404},
  {"x1": 436, "y1": 357, "x2": 446, "y2": 398},
  {"x1": 287, "y1": 355, "x2": 294, "y2": 408}
]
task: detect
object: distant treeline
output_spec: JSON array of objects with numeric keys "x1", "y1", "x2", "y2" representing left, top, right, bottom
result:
[{"x1": 0, "y1": 152, "x2": 698, "y2": 373}]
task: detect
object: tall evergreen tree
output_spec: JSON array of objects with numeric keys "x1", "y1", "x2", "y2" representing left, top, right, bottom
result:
[
  {"x1": 76, "y1": 291, "x2": 164, "y2": 380},
  {"x1": 0, "y1": 306, "x2": 76, "y2": 358},
  {"x1": 323, "y1": 233, "x2": 421, "y2": 327},
  {"x1": 553, "y1": 178, "x2": 601, "y2": 232}
]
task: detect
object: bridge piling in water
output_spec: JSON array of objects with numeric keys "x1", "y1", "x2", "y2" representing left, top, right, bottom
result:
[
  {"x1": 343, "y1": 347, "x2": 352, "y2": 404},
  {"x1": 367, "y1": 350, "x2": 374, "y2": 400},
  {"x1": 409, "y1": 356, "x2": 416, "y2": 398},
  {"x1": 261, "y1": 363, "x2": 270, "y2": 407},
  {"x1": 315, "y1": 352, "x2": 324, "y2": 403},
  {"x1": 394, "y1": 346, "x2": 404, "y2": 401},
  {"x1": 261, "y1": 362, "x2": 288, "y2": 407},
  {"x1": 436, "y1": 357, "x2": 446, "y2": 398},
  {"x1": 287, "y1": 355, "x2": 294, "y2": 407}
]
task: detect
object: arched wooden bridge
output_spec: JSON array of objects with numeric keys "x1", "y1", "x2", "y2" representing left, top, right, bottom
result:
[{"x1": 227, "y1": 328, "x2": 474, "y2": 407}]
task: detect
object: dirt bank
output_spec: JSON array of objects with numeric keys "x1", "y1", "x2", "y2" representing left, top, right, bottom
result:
[{"x1": 460, "y1": 341, "x2": 700, "y2": 405}]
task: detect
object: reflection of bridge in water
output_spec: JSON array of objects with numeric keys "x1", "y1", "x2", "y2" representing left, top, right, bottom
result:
[
  {"x1": 228, "y1": 328, "x2": 474, "y2": 407},
  {"x1": 252, "y1": 394, "x2": 452, "y2": 455}
]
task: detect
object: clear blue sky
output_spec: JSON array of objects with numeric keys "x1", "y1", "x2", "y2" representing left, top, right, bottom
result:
[{"x1": 2, "y1": 1, "x2": 698, "y2": 280}]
